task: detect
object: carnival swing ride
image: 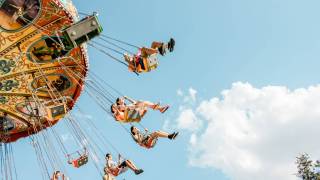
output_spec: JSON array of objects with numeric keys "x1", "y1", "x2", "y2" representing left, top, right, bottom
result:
[{"x1": 0, "y1": 0, "x2": 176, "y2": 179}]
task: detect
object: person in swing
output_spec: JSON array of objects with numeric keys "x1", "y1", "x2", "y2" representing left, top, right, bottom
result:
[
  {"x1": 111, "y1": 96, "x2": 169, "y2": 123},
  {"x1": 103, "y1": 153, "x2": 143, "y2": 180},
  {"x1": 123, "y1": 38, "x2": 175, "y2": 73},
  {"x1": 51, "y1": 171, "x2": 68, "y2": 180},
  {"x1": 130, "y1": 126, "x2": 179, "y2": 149}
]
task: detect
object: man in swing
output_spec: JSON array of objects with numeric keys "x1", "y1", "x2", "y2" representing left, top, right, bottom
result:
[
  {"x1": 130, "y1": 126, "x2": 178, "y2": 149},
  {"x1": 103, "y1": 153, "x2": 143, "y2": 180},
  {"x1": 111, "y1": 96, "x2": 169, "y2": 123},
  {"x1": 123, "y1": 38, "x2": 175, "y2": 73}
]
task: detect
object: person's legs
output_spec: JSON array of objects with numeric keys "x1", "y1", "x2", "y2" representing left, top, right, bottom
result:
[
  {"x1": 121, "y1": 160, "x2": 144, "y2": 175},
  {"x1": 150, "y1": 131, "x2": 179, "y2": 140},
  {"x1": 150, "y1": 131, "x2": 169, "y2": 139},
  {"x1": 103, "y1": 173, "x2": 115, "y2": 180},
  {"x1": 135, "y1": 101, "x2": 169, "y2": 113},
  {"x1": 151, "y1": 41, "x2": 164, "y2": 49},
  {"x1": 122, "y1": 160, "x2": 138, "y2": 170},
  {"x1": 140, "y1": 47, "x2": 158, "y2": 57}
]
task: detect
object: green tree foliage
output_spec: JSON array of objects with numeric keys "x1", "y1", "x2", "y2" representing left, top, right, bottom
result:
[{"x1": 296, "y1": 153, "x2": 320, "y2": 180}]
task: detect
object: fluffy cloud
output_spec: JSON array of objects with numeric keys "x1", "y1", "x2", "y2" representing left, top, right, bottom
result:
[
  {"x1": 189, "y1": 88, "x2": 197, "y2": 102},
  {"x1": 176, "y1": 88, "x2": 198, "y2": 104},
  {"x1": 176, "y1": 109, "x2": 202, "y2": 132},
  {"x1": 176, "y1": 82, "x2": 320, "y2": 180}
]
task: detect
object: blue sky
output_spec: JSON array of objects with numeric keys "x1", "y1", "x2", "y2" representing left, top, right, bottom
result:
[{"x1": 10, "y1": 0, "x2": 320, "y2": 180}]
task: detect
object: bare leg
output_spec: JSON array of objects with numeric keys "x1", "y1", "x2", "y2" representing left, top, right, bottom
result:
[
  {"x1": 151, "y1": 41, "x2": 167, "y2": 56},
  {"x1": 103, "y1": 174, "x2": 114, "y2": 180},
  {"x1": 124, "y1": 160, "x2": 139, "y2": 171},
  {"x1": 151, "y1": 41, "x2": 166, "y2": 49},
  {"x1": 140, "y1": 47, "x2": 158, "y2": 57},
  {"x1": 150, "y1": 131, "x2": 178, "y2": 140},
  {"x1": 150, "y1": 131, "x2": 170, "y2": 139},
  {"x1": 102, "y1": 174, "x2": 108, "y2": 180},
  {"x1": 135, "y1": 101, "x2": 168, "y2": 112}
]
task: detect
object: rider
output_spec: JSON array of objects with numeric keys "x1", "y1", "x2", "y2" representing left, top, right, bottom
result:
[
  {"x1": 130, "y1": 126, "x2": 179, "y2": 149},
  {"x1": 104, "y1": 153, "x2": 143, "y2": 179},
  {"x1": 111, "y1": 96, "x2": 169, "y2": 123},
  {"x1": 51, "y1": 171, "x2": 67, "y2": 180},
  {"x1": 124, "y1": 38, "x2": 175, "y2": 73}
]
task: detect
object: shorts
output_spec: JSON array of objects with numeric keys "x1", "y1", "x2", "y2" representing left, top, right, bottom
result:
[{"x1": 118, "y1": 161, "x2": 129, "y2": 174}]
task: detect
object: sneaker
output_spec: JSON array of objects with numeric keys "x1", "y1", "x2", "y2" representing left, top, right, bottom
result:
[
  {"x1": 160, "y1": 105, "x2": 170, "y2": 113},
  {"x1": 168, "y1": 132, "x2": 176, "y2": 140},
  {"x1": 153, "y1": 102, "x2": 160, "y2": 110},
  {"x1": 172, "y1": 132, "x2": 179, "y2": 140},
  {"x1": 135, "y1": 169, "x2": 144, "y2": 175},
  {"x1": 158, "y1": 44, "x2": 166, "y2": 56},
  {"x1": 168, "y1": 38, "x2": 175, "y2": 52}
]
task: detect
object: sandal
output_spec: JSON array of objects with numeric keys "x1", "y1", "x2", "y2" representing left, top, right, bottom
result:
[
  {"x1": 172, "y1": 132, "x2": 179, "y2": 140},
  {"x1": 160, "y1": 105, "x2": 169, "y2": 113},
  {"x1": 168, "y1": 38, "x2": 175, "y2": 52},
  {"x1": 158, "y1": 44, "x2": 166, "y2": 56},
  {"x1": 152, "y1": 102, "x2": 160, "y2": 110}
]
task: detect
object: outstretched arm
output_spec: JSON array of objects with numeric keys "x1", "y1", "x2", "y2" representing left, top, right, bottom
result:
[
  {"x1": 124, "y1": 96, "x2": 136, "y2": 104},
  {"x1": 118, "y1": 154, "x2": 122, "y2": 165}
]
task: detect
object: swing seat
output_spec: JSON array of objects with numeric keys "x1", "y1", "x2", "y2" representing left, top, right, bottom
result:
[
  {"x1": 130, "y1": 53, "x2": 159, "y2": 73},
  {"x1": 136, "y1": 54, "x2": 158, "y2": 73},
  {"x1": 62, "y1": 14, "x2": 103, "y2": 48},
  {"x1": 144, "y1": 53, "x2": 158, "y2": 72},
  {"x1": 71, "y1": 155, "x2": 89, "y2": 168},
  {"x1": 0, "y1": 116, "x2": 15, "y2": 132},
  {"x1": 46, "y1": 103, "x2": 67, "y2": 121},
  {"x1": 123, "y1": 109, "x2": 145, "y2": 123},
  {"x1": 67, "y1": 148, "x2": 88, "y2": 168}
]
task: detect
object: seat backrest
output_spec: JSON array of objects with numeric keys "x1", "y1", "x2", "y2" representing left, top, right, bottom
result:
[
  {"x1": 145, "y1": 54, "x2": 158, "y2": 71},
  {"x1": 124, "y1": 109, "x2": 142, "y2": 123}
]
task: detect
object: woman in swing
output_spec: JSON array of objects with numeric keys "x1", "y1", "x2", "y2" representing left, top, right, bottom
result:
[
  {"x1": 123, "y1": 38, "x2": 175, "y2": 73},
  {"x1": 130, "y1": 126, "x2": 179, "y2": 149},
  {"x1": 111, "y1": 96, "x2": 169, "y2": 123},
  {"x1": 103, "y1": 153, "x2": 143, "y2": 180},
  {"x1": 51, "y1": 171, "x2": 68, "y2": 180}
]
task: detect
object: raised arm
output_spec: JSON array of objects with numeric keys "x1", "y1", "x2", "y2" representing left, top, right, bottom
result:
[
  {"x1": 123, "y1": 96, "x2": 136, "y2": 104},
  {"x1": 118, "y1": 154, "x2": 122, "y2": 165}
]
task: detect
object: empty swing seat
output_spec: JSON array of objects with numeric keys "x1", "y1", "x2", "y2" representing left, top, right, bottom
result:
[{"x1": 46, "y1": 103, "x2": 67, "y2": 121}]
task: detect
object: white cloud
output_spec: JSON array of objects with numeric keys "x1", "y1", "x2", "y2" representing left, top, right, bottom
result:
[
  {"x1": 177, "y1": 89, "x2": 184, "y2": 96},
  {"x1": 176, "y1": 108, "x2": 202, "y2": 132},
  {"x1": 177, "y1": 87, "x2": 198, "y2": 104},
  {"x1": 176, "y1": 82, "x2": 320, "y2": 180},
  {"x1": 189, "y1": 88, "x2": 197, "y2": 102}
]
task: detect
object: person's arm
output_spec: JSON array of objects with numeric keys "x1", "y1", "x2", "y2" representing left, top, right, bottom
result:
[
  {"x1": 118, "y1": 154, "x2": 122, "y2": 165},
  {"x1": 67, "y1": 155, "x2": 72, "y2": 164},
  {"x1": 106, "y1": 159, "x2": 110, "y2": 168},
  {"x1": 132, "y1": 133, "x2": 140, "y2": 143},
  {"x1": 144, "y1": 128, "x2": 149, "y2": 133},
  {"x1": 123, "y1": 96, "x2": 136, "y2": 104}
]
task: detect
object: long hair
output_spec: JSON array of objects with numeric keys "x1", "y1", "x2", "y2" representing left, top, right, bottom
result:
[
  {"x1": 130, "y1": 126, "x2": 140, "y2": 144},
  {"x1": 110, "y1": 105, "x2": 114, "y2": 113},
  {"x1": 116, "y1": 97, "x2": 126, "y2": 106}
]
